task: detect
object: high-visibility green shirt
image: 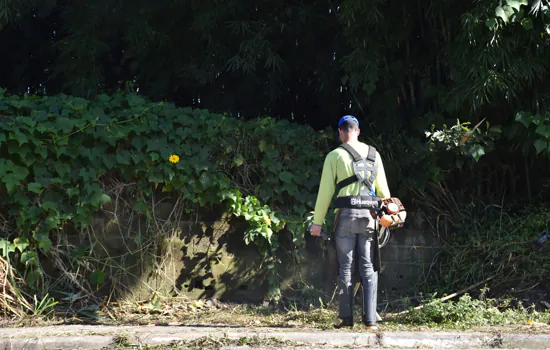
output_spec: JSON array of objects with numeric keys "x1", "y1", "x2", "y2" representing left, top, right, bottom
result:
[{"x1": 313, "y1": 141, "x2": 391, "y2": 225}]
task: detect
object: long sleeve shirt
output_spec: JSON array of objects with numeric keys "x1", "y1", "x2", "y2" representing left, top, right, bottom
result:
[{"x1": 312, "y1": 141, "x2": 391, "y2": 225}]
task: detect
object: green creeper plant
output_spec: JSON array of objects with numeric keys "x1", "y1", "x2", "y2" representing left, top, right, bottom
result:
[{"x1": 0, "y1": 88, "x2": 335, "y2": 303}]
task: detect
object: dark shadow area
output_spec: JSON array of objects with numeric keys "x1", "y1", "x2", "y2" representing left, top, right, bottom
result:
[{"x1": 173, "y1": 214, "x2": 268, "y2": 303}]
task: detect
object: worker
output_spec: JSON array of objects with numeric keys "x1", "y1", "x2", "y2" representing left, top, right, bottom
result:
[{"x1": 310, "y1": 115, "x2": 391, "y2": 329}]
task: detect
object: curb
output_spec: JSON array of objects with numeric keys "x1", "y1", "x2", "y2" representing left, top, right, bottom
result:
[
  {"x1": 0, "y1": 325, "x2": 549, "y2": 349},
  {"x1": 0, "y1": 336, "x2": 112, "y2": 350}
]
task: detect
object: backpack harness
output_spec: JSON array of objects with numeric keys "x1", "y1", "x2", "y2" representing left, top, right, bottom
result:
[{"x1": 334, "y1": 143, "x2": 380, "y2": 209}]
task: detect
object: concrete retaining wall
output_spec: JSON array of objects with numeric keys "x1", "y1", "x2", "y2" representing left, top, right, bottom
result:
[
  {"x1": 378, "y1": 228, "x2": 440, "y2": 310},
  {"x1": 78, "y1": 202, "x2": 439, "y2": 308}
]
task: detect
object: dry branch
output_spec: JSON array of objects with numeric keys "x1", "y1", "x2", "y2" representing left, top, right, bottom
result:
[
  {"x1": 389, "y1": 275, "x2": 496, "y2": 318},
  {"x1": 0, "y1": 255, "x2": 32, "y2": 318}
]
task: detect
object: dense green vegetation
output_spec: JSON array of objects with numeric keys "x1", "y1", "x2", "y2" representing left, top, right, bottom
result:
[
  {"x1": 1, "y1": 0, "x2": 550, "y2": 203},
  {"x1": 0, "y1": 90, "x2": 339, "y2": 310},
  {"x1": 1, "y1": 0, "x2": 550, "y2": 319}
]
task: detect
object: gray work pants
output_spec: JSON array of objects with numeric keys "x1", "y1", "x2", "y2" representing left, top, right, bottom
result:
[{"x1": 334, "y1": 208, "x2": 377, "y2": 319}]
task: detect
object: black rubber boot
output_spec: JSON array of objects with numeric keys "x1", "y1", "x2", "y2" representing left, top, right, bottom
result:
[
  {"x1": 361, "y1": 272, "x2": 378, "y2": 327},
  {"x1": 334, "y1": 316, "x2": 354, "y2": 329}
]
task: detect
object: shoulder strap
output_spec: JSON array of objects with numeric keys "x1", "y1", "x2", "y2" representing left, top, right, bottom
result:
[
  {"x1": 339, "y1": 143, "x2": 362, "y2": 162},
  {"x1": 365, "y1": 146, "x2": 378, "y2": 192},
  {"x1": 339, "y1": 143, "x2": 376, "y2": 162},
  {"x1": 367, "y1": 146, "x2": 377, "y2": 162}
]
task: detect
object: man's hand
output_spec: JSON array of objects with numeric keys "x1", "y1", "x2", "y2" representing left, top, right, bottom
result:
[{"x1": 310, "y1": 223, "x2": 322, "y2": 236}]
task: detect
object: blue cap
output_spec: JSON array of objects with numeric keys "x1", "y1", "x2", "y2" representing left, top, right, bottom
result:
[{"x1": 338, "y1": 115, "x2": 359, "y2": 129}]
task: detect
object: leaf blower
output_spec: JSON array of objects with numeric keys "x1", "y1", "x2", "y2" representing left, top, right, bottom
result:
[{"x1": 377, "y1": 197, "x2": 407, "y2": 247}]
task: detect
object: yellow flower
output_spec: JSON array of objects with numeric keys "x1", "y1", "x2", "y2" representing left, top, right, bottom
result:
[
  {"x1": 169, "y1": 154, "x2": 180, "y2": 163},
  {"x1": 263, "y1": 215, "x2": 272, "y2": 225},
  {"x1": 528, "y1": 320, "x2": 534, "y2": 325}
]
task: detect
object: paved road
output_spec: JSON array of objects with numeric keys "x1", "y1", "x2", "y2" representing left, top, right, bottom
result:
[{"x1": 0, "y1": 325, "x2": 549, "y2": 349}]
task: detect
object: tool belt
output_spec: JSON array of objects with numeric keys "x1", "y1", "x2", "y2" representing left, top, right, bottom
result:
[{"x1": 334, "y1": 195, "x2": 380, "y2": 209}]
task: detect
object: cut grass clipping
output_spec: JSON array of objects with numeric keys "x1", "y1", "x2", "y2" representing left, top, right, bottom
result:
[
  {"x1": 117, "y1": 335, "x2": 295, "y2": 350},
  {"x1": 392, "y1": 292, "x2": 550, "y2": 328},
  {"x1": 99, "y1": 293, "x2": 550, "y2": 330}
]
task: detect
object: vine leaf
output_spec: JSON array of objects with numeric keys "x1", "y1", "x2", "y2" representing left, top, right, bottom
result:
[{"x1": 279, "y1": 171, "x2": 293, "y2": 183}]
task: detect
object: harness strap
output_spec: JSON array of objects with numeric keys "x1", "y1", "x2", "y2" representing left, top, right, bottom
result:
[
  {"x1": 367, "y1": 146, "x2": 376, "y2": 162},
  {"x1": 339, "y1": 143, "x2": 363, "y2": 162},
  {"x1": 364, "y1": 147, "x2": 378, "y2": 191},
  {"x1": 335, "y1": 176, "x2": 357, "y2": 192},
  {"x1": 336, "y1": 144, "x2": 378, "y2": 194}
]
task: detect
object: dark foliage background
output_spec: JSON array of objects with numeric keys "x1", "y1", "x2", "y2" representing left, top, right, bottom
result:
[{"x1": 2, "y1": 0, "x2": 550, "y2": 206}]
